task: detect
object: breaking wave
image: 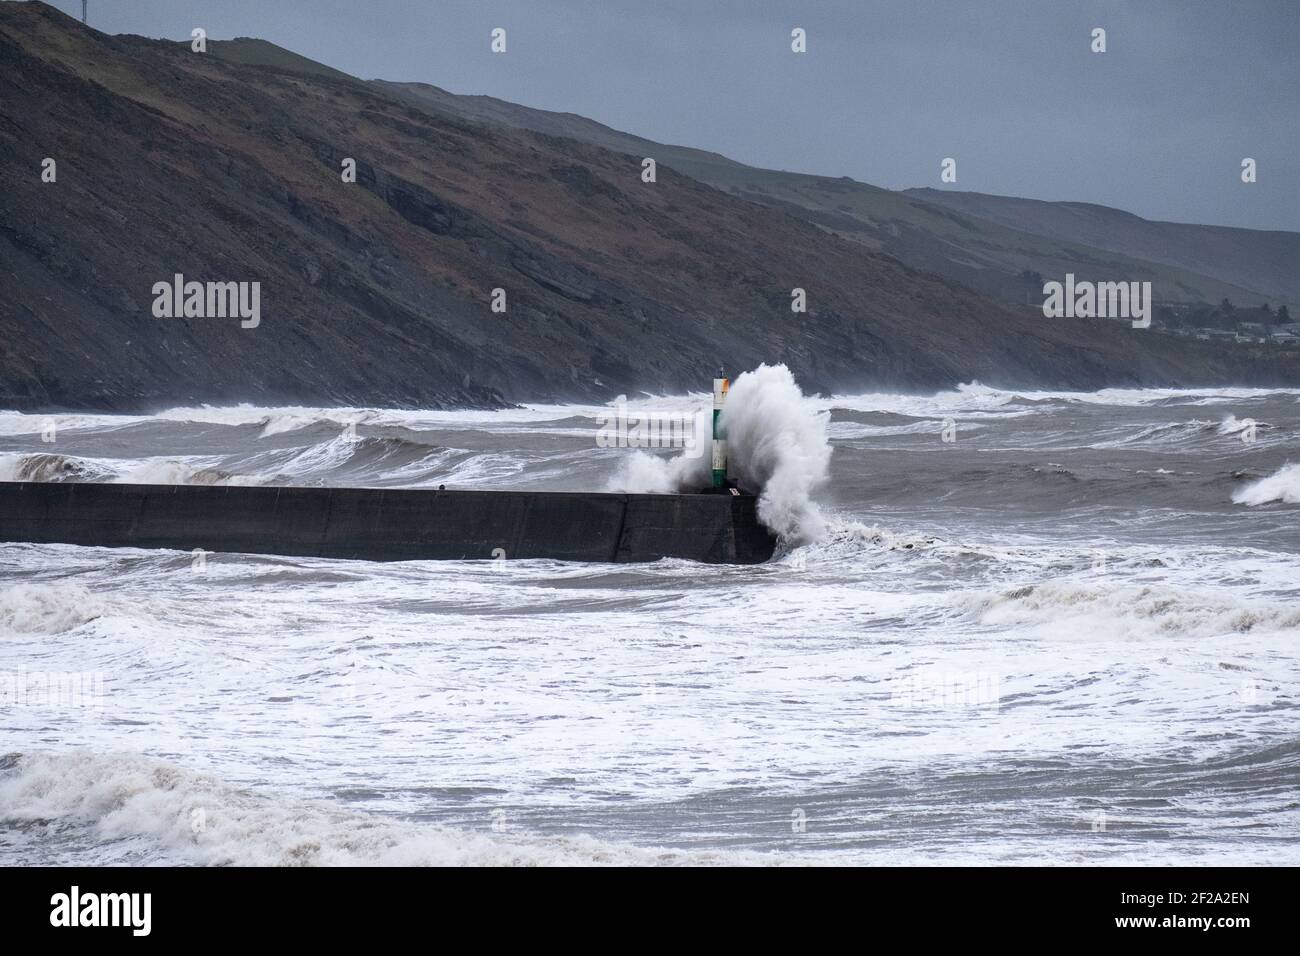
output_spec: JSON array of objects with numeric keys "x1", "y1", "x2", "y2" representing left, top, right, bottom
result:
[
  {"x1": 609, "y1": 364, "x2": 831, "y2": 545},
  {"x1": 0, "y1": 453, "x2": 111, "y2": 483},
  {"x1": 0, "y1": 752, "x2": 767, "y2": 867},
  {"x1": 112, "y1": 459, "x2": 249, "y2": 485},
  {"x1": 0, "y1": 435, "x2": 457, "y2": 489},
  {"x1": 260, "y1": 434, "x2": 452, "y2": 485},
  {"x1": 1218, "y1": 414, "x2": 1261, "y2": 437},
  {"x1": 0, "y1": 583, "x2": 112, "y2": 635},
  {"x1": 963, "y1": 580, "x2": 1300, "y2": 640},
  {"x1": 0, "y1": 451, "x2": 249, "y2": 486},
  {"x1": 1233, "y1": 463, "x2": 1300, "y2": 506}
]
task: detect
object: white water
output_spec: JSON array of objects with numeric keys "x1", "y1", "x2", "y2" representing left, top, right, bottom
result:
[
  {"x1": 610, "y1": 364, "x2": 831, "y2": 544},
  {"x1": 2, "y1": 381, "x2": 1298, "y2": 865},
  {"x1": 1234, "y1": 462, "x2": 1300, "y2": 505}
]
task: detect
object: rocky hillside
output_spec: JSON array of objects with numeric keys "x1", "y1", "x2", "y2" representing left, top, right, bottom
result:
[
  {"x1": 904, "y1": 188, "x2": 1300, "y2": 306},
  {"x1": 1, "y1": 3, "x2": 1296, "y2": 412},
  {"x1": 377, "y1": 80, "x2": 1297, "y2": 309}
]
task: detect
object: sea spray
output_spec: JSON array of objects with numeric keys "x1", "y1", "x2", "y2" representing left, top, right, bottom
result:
[
  {"x1": 609, "y1": 364, "x2": 831, "y2": 544},
  {"x1": 1233, "y1": 463, "x2": 1300, "y2": 505}
]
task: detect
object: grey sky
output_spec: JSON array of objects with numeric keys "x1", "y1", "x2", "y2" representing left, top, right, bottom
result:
[{"x1": 45, "y1": 0, "x2": 1300, "y2": 231}]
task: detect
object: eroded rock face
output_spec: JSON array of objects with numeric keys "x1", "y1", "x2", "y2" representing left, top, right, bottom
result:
[{"x1": 1, "y1": 2, "x2": 1296, "y2": 413}]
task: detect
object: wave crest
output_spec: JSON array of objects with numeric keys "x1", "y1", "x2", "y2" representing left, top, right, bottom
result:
[
  {"x1": 1233, "y1": 463, "x2": 1300, "y2": 506},
  {"x1": 0, "y1": 752, "x2": 769, "y2": 866},
  {"x1": 0, "y1": 583, "x2": 110, "y2": 635}
]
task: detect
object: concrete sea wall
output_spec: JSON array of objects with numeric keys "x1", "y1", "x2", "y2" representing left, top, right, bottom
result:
[{"x1": 0, "y1": 482, "x2": 777, "y2": 564}]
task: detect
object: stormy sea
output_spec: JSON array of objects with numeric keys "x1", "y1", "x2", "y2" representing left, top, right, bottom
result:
[{"x1": 1, "y1": 376, "x2": 1297, "y2": 865}]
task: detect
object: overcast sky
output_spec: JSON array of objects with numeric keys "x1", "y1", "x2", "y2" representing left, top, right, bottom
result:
[{"x1": 42, "y1": 0, "x2": 1300, "y2": 231}]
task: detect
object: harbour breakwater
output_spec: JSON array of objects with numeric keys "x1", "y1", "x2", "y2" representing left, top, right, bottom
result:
[{"x1": 0, "y1": 481, "x2": 777, "y2": 565}]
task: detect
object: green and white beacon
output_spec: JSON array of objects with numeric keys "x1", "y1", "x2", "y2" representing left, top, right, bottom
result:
[{"x1": 711, "y1": 368, "x2": 729, "y2": 488}]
